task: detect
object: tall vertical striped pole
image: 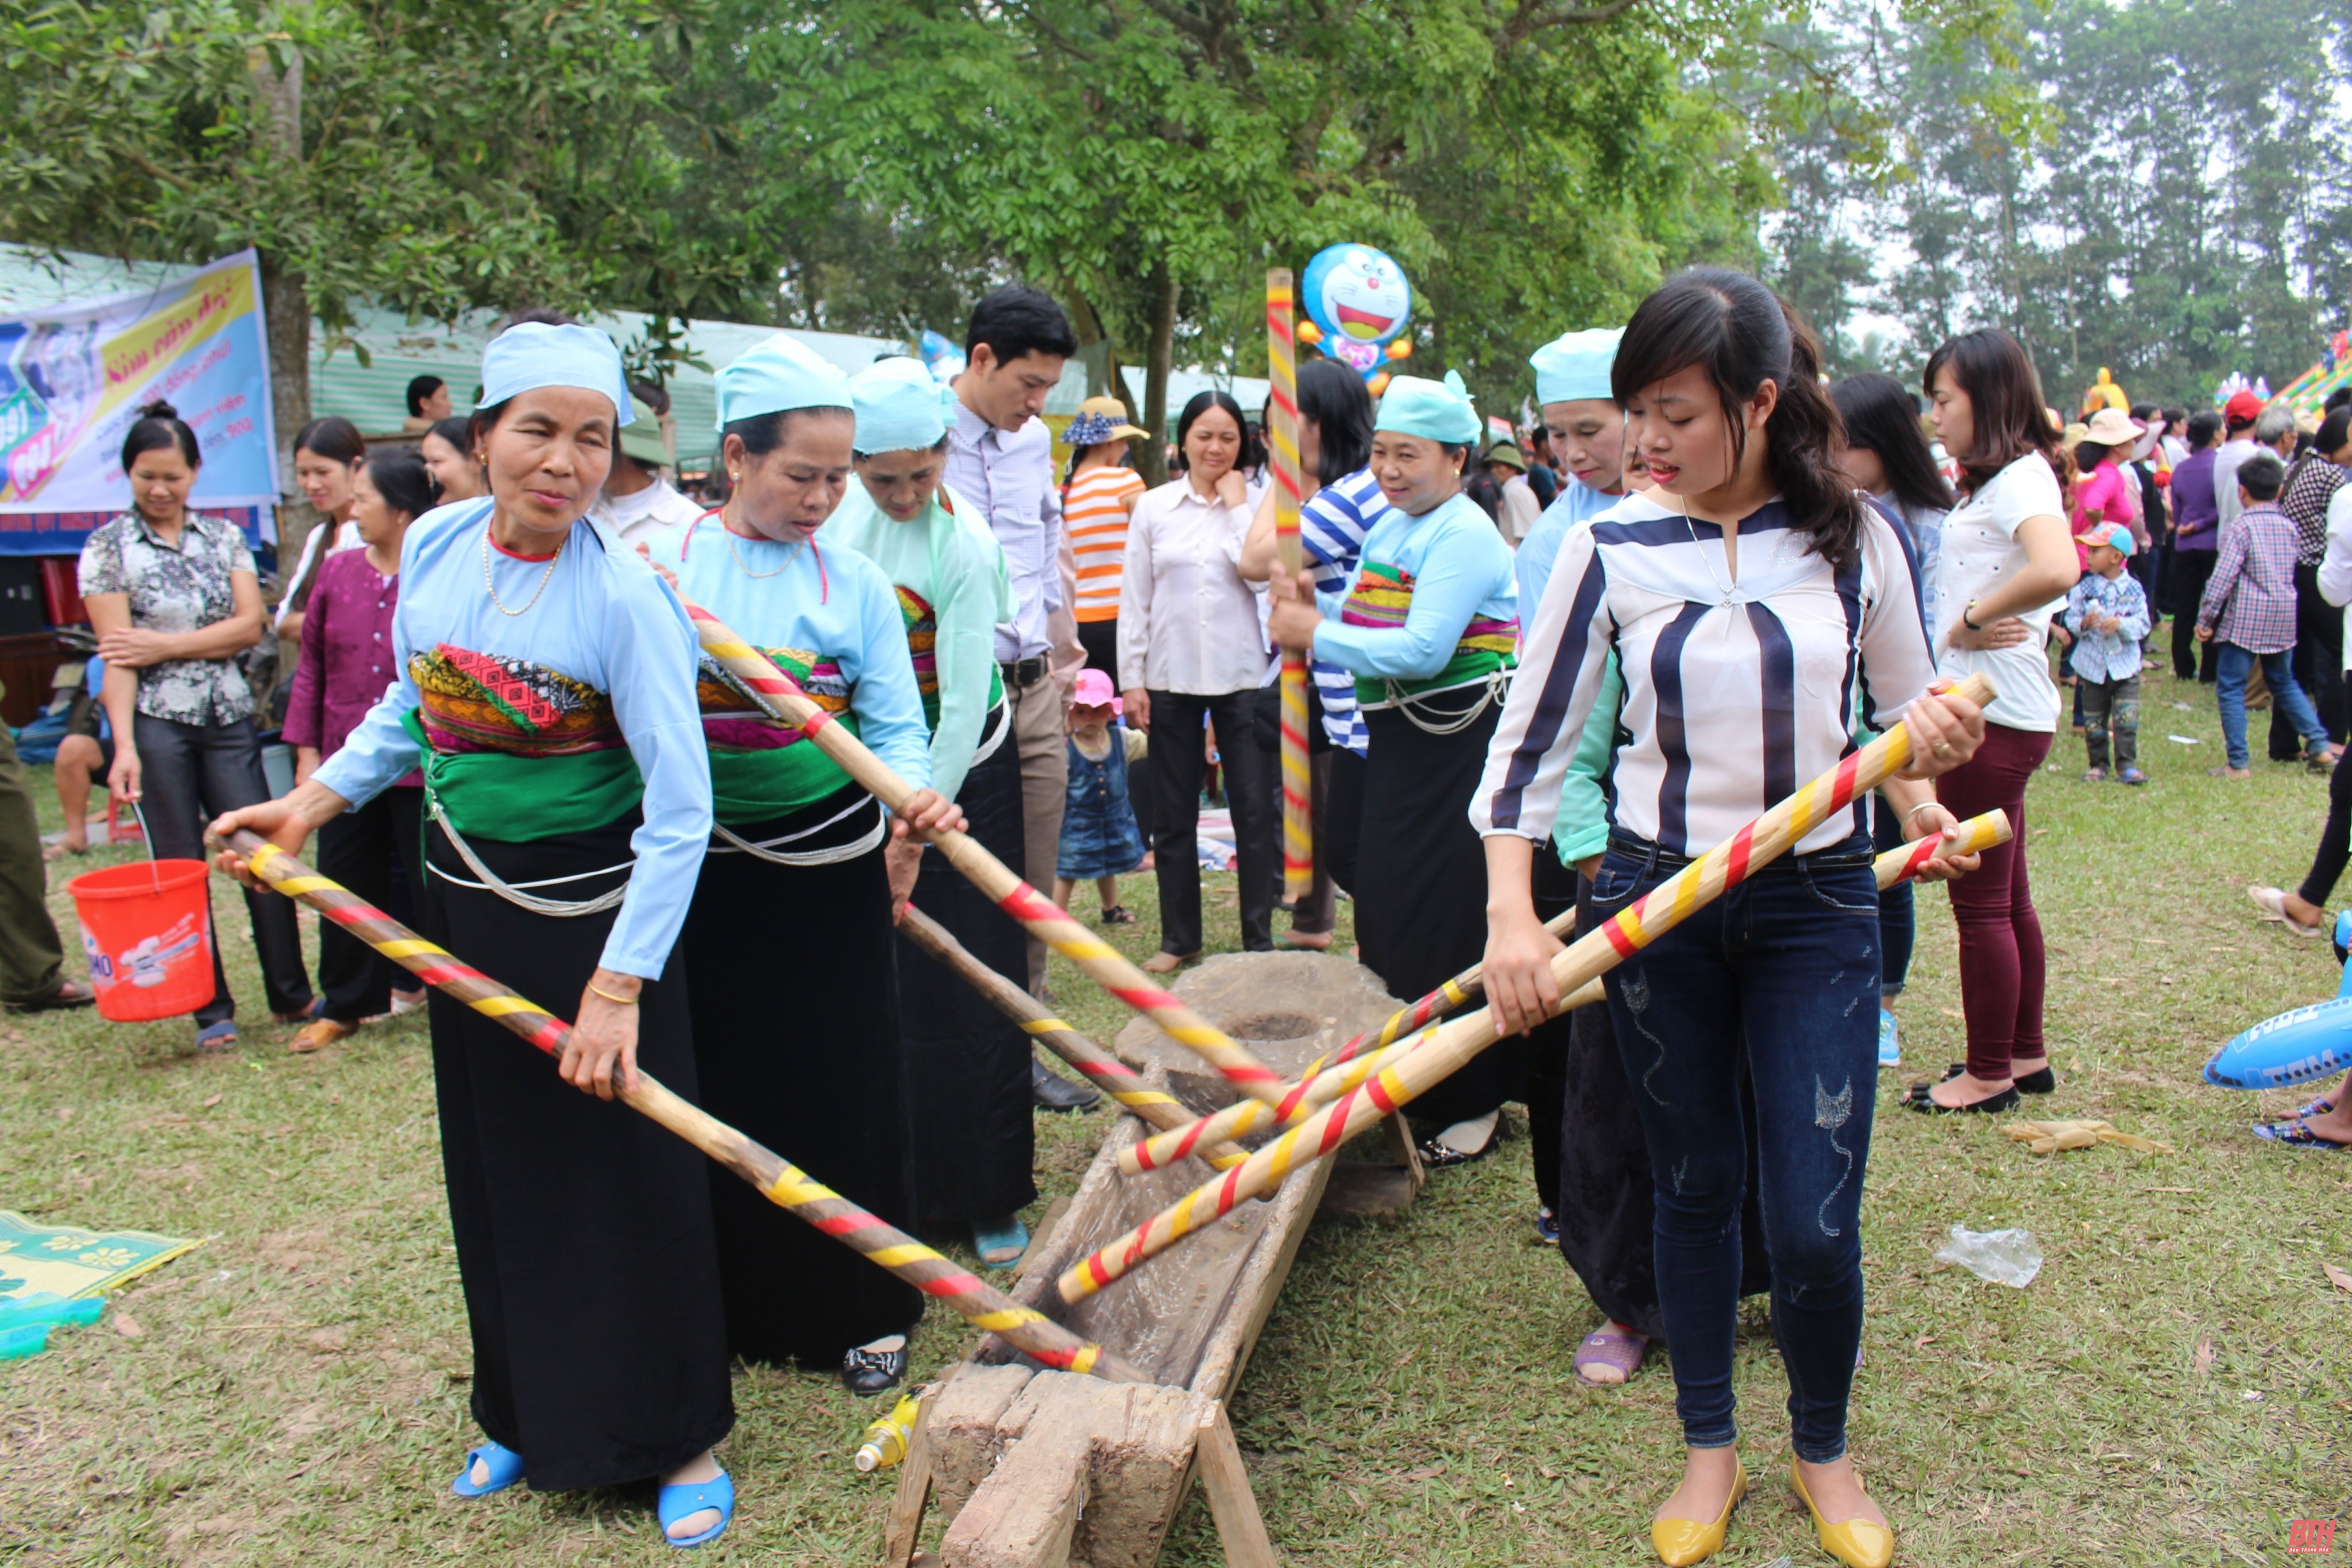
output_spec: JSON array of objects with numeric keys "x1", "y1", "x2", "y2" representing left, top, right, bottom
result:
[
  {"x1": 679, "y1": 597, "x2": 1294, "y2": 1112},
  {"x1": 1059, "y1": 674, "x2": 1997, "y2": 1302},
  {"x1": 212, "y1": 829, "x2": 1144, "y2": 1383},
  {"x1": 1266, "y1": 269, "x2": 1315, "y2": 903}
]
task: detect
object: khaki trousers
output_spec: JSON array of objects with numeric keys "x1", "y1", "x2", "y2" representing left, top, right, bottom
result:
[{"x1": 1010, "y1": 673, "x2": 1069, "y2": 995}]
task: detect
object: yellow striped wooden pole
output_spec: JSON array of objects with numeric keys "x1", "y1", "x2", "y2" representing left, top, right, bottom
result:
[
  {"x1": 679, "y1": 596, "x2": 1296, "y2": 1111},
  {"x1": 211, "y1": 829, "x2": 1144, "y2": 1382},
  {"x1": 1059, "y1": 676, "x2": 1997, "y2": 1301},
  {"x1": 1119, "y1": 806, "x2": 2013, "y2": 1174},
  {"x1": 895, "y1": 903, "x2": 1246, "y2": 1168},
  {"x1": 1266, "y1": 267, "x2": 1314, "y2": 902}
]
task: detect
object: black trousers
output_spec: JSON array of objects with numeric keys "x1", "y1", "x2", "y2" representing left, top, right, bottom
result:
[
  {"x1": 2172, "y1": 549, "x2": 2219, "y2": 682},
  {"x1": 315, "y1": 786, "x2": 424, "y2": 1024},
  {"x1": 423, "y1": 814, "x2": 731, "y2": 1490},
  {"x1": 1145, "y1": 688, "x2": 1276, "y2": 955},
  {"x1": 1323, "y1": 745, "x2": 1366, "y2": 900},
  {"x1": 1525, "y1": 843, "x2": 1579, "y2": 1214},
  {"x1": 2300, "y1": 750, "x2": 2352, "y2": 907},
  {"x1": 132, "y1": 713, "x2": 311, "y2": 1028},
  {"x1": 2270, "y1": 562, "x2": 2346, "y2": 758}
]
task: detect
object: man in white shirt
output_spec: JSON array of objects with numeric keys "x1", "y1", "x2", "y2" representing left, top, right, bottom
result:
[{"x1": 591, "y1": 393, "x2": 706, "y2": 544}]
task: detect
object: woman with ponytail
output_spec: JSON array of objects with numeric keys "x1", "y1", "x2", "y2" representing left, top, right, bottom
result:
[{"x1": 1474, "y1": 269, "x2": 1988, "y2": 1568}]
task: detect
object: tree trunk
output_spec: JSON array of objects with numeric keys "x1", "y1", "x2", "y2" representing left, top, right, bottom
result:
[
  {"x1": 1138, "y1": 265, "x2": 1179, "y2": 490},
  {"x1": 246, "y1": 43, "x2": 310, "y2": 542}
]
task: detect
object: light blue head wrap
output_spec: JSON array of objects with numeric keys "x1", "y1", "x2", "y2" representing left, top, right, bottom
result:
[
  {"x1": 479, "y1": 322, "x2": 634, "y2": 425},
  {"x1": 715, "y1": 332, "x2": 853, "y2": 430},
  {"x1": 851, "y1": 356, "x2": 956, "y2": 455},
  {"x1": 1530, "y1": 327, "x2": 1623, "y2": 405},
  {"x1": 1374, "y1": 369, "x2": 1480, "y2": 445}
]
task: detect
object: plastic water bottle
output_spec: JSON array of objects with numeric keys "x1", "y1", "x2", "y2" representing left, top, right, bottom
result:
[
  {"x1": 1933, "y1": 1224, "x2": 2043, "y2": 1287},
  {"x1": 853, "y1": 1393, "x2": 923, "y2": 1473}
]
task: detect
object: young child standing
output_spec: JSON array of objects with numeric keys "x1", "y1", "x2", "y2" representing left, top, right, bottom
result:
[
  {"x1": 1056, "y1": 668, "x2": 1146, "y2": 924},
  {"x1": 2063, "y1": 522, "x2": 2151, "y2": 783}
]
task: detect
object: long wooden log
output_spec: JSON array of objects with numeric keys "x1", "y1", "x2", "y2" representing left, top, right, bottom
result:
[
  {"x1": 1121, "y1": 805, "x2": 2015, "y2": 1175},
  {"x1": 1266, "y1": 268, "x2": 1314, "y2": 903},
  {"x1": 211, "y1": 829, "x2": 1144, "y2": 1383},
  {"x1": 894, "y1": 903, "x2": 1247, "y2": 1169},
  {"x1": 1058, "y1": 674, "x2": 1998, "y2": 1302},
  {"x1": 680, "y1": 597, "x2": 1297, "y2": 1112}
]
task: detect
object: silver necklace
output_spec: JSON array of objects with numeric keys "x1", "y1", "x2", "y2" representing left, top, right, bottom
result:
[{"x1": 1678, "y1": 493, "x2": 1737, "y2": 608}]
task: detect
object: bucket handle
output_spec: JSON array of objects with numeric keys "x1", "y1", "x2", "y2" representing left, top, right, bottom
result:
[{"x1": 129, "y1": 800, "x2": 160, "y2": 894}]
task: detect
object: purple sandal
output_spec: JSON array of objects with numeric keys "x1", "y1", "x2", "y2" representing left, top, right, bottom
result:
[
  {"x1": 2251, "y1": 1120, "x2": 2352, "y2": 1152},
  {"x1": 1572, "y1": 1323, "x2": 1648, "y2": 1386}
]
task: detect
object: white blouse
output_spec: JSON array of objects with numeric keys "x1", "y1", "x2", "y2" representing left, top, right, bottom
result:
[{"x1": 1116, "y1": 476, "x2": 1270, "y2": 694}]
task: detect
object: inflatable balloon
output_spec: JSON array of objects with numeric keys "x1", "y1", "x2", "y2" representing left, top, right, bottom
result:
[
  {"x1": 2203, "y1": 910, "x2": 2352, "y2": 1090},
  {"x1": 1299, "y1": 244, "x2": 1413, "y2": 385}
]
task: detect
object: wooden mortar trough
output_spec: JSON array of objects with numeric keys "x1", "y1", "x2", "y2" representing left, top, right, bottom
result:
[{"x1": 893, "y1": 952, "x2": 1411, "y2": 1568}]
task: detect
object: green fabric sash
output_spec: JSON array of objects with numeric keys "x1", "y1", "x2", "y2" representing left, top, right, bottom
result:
[
  {"x1": 403, "y1": 708, "x2": 644, "y2": 843},
  {"x1": 707, "y1": 713, "x2": 863, "y2": 825}
]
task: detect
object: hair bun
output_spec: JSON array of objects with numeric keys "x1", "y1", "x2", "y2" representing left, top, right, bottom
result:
[{"x1": 137, "y1": 400, "x2": 180, "y2": 421}]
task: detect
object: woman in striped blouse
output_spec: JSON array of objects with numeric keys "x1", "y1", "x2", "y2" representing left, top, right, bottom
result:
[{"x1": 1474, "y1": 271, "x2": 1986, "y2": 1568}]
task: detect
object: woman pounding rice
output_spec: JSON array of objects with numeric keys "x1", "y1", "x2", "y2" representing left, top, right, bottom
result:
[
  {"x1": 640, "y1": 334, "x2": 961, "y2": 1397},
  {"x1": 214, "y1": 318, "x2": 737, "y2": 1547}
]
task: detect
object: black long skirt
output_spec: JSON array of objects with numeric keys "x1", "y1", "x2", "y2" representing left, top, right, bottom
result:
[
  {"x1": 1355, "y1": 698, "x2": 1528, "y2": 1131},
  {"x1": 422, "y1": 814, "x2": 732, "y2": 1492},
  {"x1": 684, "y1": 785, "x2": 923, "y2": 1366},
  {"x1": 899, "y1": 715, "x2": 1037, "y2": 1228}
]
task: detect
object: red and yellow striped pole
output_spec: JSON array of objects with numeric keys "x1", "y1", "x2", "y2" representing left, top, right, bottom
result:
[
  {"x1": 1120, "y1": 806, "x2": 2013, "y2": 1174},
  {"x1": 895, "y1": 903, "x2": 1246, "y2": 1169},
  {"x1": 213, "y1": 829, "x2": 1144, "y2": 1384},
  {"x1": 1059, "y1": 675, "x2": 1996, "y2": 1301},
  {"x1": 1266, "y1": 267, "x2": 1315, "y2": 903},
  {"x1": 680, "y1": 598, "x2": 1295, "y2": 1111}
]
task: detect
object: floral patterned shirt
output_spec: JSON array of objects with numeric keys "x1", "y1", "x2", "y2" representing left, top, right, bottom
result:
[{"x1": 76, "y1": 511, "x2": 258, "y2": 726}]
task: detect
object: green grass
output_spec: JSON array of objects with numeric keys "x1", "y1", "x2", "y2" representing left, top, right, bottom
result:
[{"x1": 4, "y1": 663, "x2": 2351, "y2": 1565}]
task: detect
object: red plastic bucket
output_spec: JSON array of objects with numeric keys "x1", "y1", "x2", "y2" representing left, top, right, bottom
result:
[{"x1": 66, "y1": 860, "x2": 217, "y2": 1022}]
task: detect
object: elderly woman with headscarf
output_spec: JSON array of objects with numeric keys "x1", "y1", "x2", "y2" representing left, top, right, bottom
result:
[
  {"x1": 213, "y1": 319, "x2": 737, "y2": 1547},
  {"x1": 1265, "y1": 370, "x2": 1524, "y2": 1167},
  {"x1": 640, "y1": 335, "x2": 960, "y2": 1400},
  {"x1": 826, "y1": 358, "x2": 1036, "y2": 1269}
]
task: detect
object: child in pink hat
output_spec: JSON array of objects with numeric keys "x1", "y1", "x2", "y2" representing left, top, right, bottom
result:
[{"x1": 1055, "y1": 668, "x2": 1146, "y2": 923}]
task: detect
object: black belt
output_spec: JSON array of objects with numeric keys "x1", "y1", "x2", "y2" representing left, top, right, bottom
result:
[
  {"x1": 999, "y1": 656, "x2": 1050, "y2": 689},
  {"x1": 1604, "y1": 830, "x2": 1874, "y2": 876}
]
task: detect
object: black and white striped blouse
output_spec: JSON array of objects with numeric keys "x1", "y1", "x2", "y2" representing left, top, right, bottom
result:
[{"x1": 1473, "y1": 493, "x2": 1937, "y2": 858}]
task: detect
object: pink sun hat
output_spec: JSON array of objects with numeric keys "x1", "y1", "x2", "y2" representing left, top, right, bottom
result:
[{"x1": 1071, "y1": 667, "x2": 1122, "y2": 712}]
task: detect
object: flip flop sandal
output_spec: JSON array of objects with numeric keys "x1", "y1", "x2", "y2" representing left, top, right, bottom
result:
[
  {"x1": 195, "y1": 1019, "x2": 240, "y2": 1053},
  {"x1": 2250, "y1": 1120, "x2": 2352, "y2": 1151},
  {"x1": 6, "y1": 980, "x2": 96, "y2": 1014},
  {"x1": 289, "y1": 1018, "x2": 359, "y2": 1055},
  {"x1": 1276, "y1": 929, "x2": 1334, "y2": 950},
  {"x1": 657, "y1": 1468, "x2": 733, "y2": 1550},
  {"x1": 974, "y1": 1217, "x2": 1029, "y2": 1269},
  {"x1": 2247, "y1": 885, "x2": 2326, "y2": 937},
  {"x1": 1573, "y1": 1325, "x2": 1648, "y2": 1387},
  {"x1": 451, "y1": 1439, "x2": 526, "y2": 1498}
]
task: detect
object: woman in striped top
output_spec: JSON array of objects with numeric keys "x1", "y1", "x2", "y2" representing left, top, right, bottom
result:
[
  {"x1": 1474, "y1": 271, "x2": 1986, "y2": 1568},
  {"x1": 1266, "y1": 369, "x2": 1524, "y2": 1166},
  {"x1": 1063, "y1": 396, "x2": 1150, "y2": 685}
]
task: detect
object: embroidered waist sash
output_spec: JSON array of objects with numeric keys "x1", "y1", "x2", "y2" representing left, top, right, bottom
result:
[
  {"x1": 1338, "y1": 561, "x2": 1517, "y2": 708},
  {"x1": 897, "y1": 584, "x2": 1003, "y2": 732},
  {"x1": 696, "y1": 644, "x2": 864, "y2": 824},
  {"x1": 408, "y1": 645, "x2": 642, "y2": 842}
]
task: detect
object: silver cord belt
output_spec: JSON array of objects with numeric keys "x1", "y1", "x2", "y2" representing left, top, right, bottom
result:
[{"x1": 426, "y1": 790, "x2": 632, "y2": 916}]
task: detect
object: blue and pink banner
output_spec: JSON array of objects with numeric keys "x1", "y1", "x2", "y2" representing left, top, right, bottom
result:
[{"x1": 0, "y1": 249, "x2": 275, "y2": 555}]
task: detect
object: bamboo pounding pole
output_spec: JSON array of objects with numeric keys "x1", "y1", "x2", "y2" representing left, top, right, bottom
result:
[
  {"x1": 679, "y1": 597, "x2": 1297, "y2": 1111},
  {"x1": 1266, "y1": 268, "x2": 1315, "y2": 902},
  {"x1": 1120, "y1": 806, "x2": 2015, "y2": 1175},
  {"x1": 1058, "y1": 674, "x2": 1997, "y2": 1303},
  {"x1": 211, "y1": 830, "x2": 1145, "y2": 1384},
  {"x1": 894, "y1": 903, "x2": 1248, "y2": 1169}
]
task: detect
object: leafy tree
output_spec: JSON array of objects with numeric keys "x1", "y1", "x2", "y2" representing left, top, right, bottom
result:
[{"x1": 0, "y1": 0, "x2": 762, "y2": 489}]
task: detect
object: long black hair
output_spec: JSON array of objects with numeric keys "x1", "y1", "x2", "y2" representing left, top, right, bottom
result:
[
  {"x1": 1921, "y1": 327, "x2": 2060, "y2": 492},
  {"x1": 120, "y1": 400, "x2": 200, "y2": 473},
  {"x1": 424, "y1": 415, "x2": 473, "y2": 458},
  {"x1": 1613, "y1": 267, "x2": 1859, "y2": 564},
  {"x1": 1832, "y1": 374, "x2": 1953, "y2": 517},
  {"x1": 1297, "y1": 357, "x2": 1374, "y2": 483},
  {"x1": 364, "y1": 447, "x2": 439, "y2": 520},
  {"x1": 1174, "y1": 390, "x2": 1263, "y2": 473}
]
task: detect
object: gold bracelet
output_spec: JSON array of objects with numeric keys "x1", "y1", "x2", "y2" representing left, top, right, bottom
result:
[{"x1": 587, "y1": 982, "x2": 639, "y2": 1006}]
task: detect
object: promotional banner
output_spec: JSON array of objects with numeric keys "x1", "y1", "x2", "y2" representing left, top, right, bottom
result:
[{"x1": 0, "y1": 249, "x2": 276, "y2": 554}]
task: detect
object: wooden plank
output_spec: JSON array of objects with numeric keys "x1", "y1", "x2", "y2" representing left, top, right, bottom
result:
[
  {"x1": 881, "y1": 1383, "x2": 941, "y2": 1568},
  {"x1": 1194, "y1": 1402, "x2": 1280, "y2": 1568}
]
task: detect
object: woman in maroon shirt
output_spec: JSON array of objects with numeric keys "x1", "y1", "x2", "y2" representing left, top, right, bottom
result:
[{"x1": 281, "y1": 448, "x2": 438, "y2": 1051}]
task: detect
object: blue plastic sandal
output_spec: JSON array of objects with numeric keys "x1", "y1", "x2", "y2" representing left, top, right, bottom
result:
[
  {"x1": 974, "y1": 1217, "x2": 1029, "y2": 1270},
  {"x1": 450, "y1": 1439, "x2": 526, "y2": 1498},
  {"x1": 195, "y1": 1019, "x2": 240, "y2": 1052},
  {"x1": 658, "y1": 1468, "x2": 734, "y2": 1550}
]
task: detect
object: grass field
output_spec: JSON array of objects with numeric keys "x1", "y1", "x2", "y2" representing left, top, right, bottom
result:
[{"x1": 4, "y1": 661, "x2": 2351, "y2": 1565}]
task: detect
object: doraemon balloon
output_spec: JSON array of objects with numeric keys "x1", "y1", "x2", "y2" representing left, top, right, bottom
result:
[{"x1": 1299, "y1": 244, "x2": 1413, "y2": 392}]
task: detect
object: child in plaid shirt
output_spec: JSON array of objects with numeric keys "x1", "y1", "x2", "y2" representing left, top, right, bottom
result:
[
  {"x1": 2196, "y1": 451, "x2": 2339, "y2": 776},
  {"x1": 2064, "y1": 523, "x2": 2151, "y2": 783}
]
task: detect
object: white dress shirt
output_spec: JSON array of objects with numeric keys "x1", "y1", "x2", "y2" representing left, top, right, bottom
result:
[
  {"x1": 1117, "y1": 476, "x2": 1270, "y2": 695},
  {"x1": 590, "y1": 474, "x2": 706, "y2": 544},
  {"x1": 945, "y1": 401, "x2": 1064, "y2": 663}
]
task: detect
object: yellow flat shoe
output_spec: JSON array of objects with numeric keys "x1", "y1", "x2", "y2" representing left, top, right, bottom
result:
[
  {"x1": 1790, "y1": 1457, "x2": 1894, "y2": 1568},
  {"x1": 1649, "y1": 1457, "x2": 1746, "y2": 1566}
]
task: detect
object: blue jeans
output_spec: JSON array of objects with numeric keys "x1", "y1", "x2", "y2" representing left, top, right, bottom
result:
[
  {"x1": 2216, "y1": 642, "x2": 2326, "y2": 769},
  {"x1": 1870, "y1": 802, "x2": 1913, "y2": 998},
  {"x1": 1592, "y1": 831, "x2": 1880, "y2": 1462}
]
